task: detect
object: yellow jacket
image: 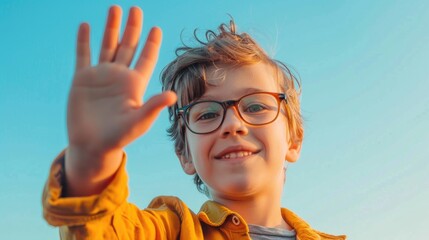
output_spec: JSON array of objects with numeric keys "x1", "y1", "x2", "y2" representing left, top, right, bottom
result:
[{"x1": 43, "y1": 151, "x2": 346, "y2": 240}]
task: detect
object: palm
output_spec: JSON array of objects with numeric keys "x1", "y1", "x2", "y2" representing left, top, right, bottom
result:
[{"x1": 67, "y1": 6, "x2": 176, "y2": 155}]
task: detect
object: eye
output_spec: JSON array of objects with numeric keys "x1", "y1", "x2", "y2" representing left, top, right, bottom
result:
[
  {"x1": 245, "y1": 103, "x2": 267, "y2": 113},
  {"x1": 197, "y1": 112, "x2": 220, "y2": 121},
  {"x1": 188, "y1": 101, "x2": 223, "y2": 123}
]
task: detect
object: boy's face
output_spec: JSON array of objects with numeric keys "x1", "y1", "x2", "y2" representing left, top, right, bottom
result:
[{"x1": 179, "y1": 62, "x2": 301, "y2": 199}]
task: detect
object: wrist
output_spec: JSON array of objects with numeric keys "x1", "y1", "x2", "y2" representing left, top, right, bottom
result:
[{"x1": 64, "y1": 146, "x2": 123, "y2": 196}]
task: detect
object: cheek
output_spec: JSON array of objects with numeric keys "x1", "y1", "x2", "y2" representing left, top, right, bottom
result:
[
  {"x1": 277, "y1": 115, "x2": 290, "y2": 142},
  {"x1": 185, "y1": 134, "x2": 217, "y2": 183},
  {"x1": 265, "y1": 120, "x2": 289, "y2": 159},
  {"x1": 186, "y1": 133, "x2": 212, "y2": 164}
]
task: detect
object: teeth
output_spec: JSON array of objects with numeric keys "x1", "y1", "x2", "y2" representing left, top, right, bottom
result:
[{"x1": 221, "y1": 151, "x2": 253, "y2": 159}]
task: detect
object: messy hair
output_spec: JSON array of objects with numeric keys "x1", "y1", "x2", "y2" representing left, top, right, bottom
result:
[{"x1": 161, "y1": 19, "x2": 303, "y2": 197}]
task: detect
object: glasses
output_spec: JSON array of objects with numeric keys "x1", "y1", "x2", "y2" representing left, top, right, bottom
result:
[{"x1": 176, "y1": 92, "x2": 286, "y2": 134}]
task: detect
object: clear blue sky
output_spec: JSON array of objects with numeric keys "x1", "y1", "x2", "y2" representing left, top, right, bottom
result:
[{"x1": 0, "y1": 0, "x2": 428, "y2": 239}]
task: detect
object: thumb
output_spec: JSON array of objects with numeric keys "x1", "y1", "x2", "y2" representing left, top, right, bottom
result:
[{"x1": 132, "y1": 91, "x2": 177, "y2": 134}]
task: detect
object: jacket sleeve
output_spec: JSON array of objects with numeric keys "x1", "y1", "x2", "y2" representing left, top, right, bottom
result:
[{"x1": 42, "y1": 150, "x2": 183, "y2": 240}]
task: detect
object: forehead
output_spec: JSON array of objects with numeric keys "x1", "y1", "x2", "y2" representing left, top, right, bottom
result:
[
  {"x1": 176, "y1": 62, "x2": 283, "y2": 108},
  {"x1": 202, "y1": 62, "x2": 281, "y2": 100}
]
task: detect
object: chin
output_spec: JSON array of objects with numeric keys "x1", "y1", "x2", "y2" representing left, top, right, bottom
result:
[{"x1": 215, "y1": 178, "x2": 264, "y2": 197}]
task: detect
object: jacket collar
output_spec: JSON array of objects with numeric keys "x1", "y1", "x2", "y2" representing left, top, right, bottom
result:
[
  {"x1": 197, "y1": 200, "x2": 237, "y2": 227},
  {"x1": 198, "y1": 200, "x2": 344, "y2": 240},
  {"x1": 281, "y1": 208, "x2": 320, "y2": 240}
]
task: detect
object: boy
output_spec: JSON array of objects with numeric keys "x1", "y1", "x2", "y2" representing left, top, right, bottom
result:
[{"x1": 42, "y1": 5, "x2": 346, "y2": 240}]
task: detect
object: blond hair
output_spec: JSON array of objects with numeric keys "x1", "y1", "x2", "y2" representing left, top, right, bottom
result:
[{"x1": 161, "y1": 20, "x2": 303, "y2": 196}]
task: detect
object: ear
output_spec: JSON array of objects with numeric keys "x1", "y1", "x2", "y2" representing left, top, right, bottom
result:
[
  {"x1": 285, "y1": 140, "x2": 302, "y2": 163},
  {"x1": 176, "y1": 151, "x2": 196, "y2": 175}
]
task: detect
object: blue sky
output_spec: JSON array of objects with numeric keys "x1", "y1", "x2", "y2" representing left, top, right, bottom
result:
[{"x1": 0, "y1": 0, "x2": 428, "y2": 239}]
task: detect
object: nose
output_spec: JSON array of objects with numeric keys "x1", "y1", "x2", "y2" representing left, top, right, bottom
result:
[{"x1": 219, "y1": 107, "x2": 248, "y2": 137}]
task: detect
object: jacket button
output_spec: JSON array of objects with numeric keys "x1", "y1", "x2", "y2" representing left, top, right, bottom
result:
[{"x1": 232, "y1": 215, "x2": 240, "y2": 225}]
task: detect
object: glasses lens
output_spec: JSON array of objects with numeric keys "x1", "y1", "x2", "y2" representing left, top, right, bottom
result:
[
  {"x1": 187, "y1": 101, "x2": 224, "y2": 133},
  {"x1": 238, "y1": 93, "x2": 279, "y2": 125}
]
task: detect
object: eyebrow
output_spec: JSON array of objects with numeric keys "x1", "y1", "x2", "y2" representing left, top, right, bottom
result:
[{"x1": 197, "y1": 88, "x2": 268, "y2": 101}]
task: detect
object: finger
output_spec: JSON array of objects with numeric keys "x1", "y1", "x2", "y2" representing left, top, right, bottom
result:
[
  {"x1": 132, "y1": 91, "x2": 177, "y2": 134},
  {"x1": 75, "y1": 23, "x2": 91, "y2": 71},
  {"x1": 99, "y1": 5, "x2": 122, "y2": 63},
  {"x1": 114, "y1": 7, "x2": 143, "y2": 66},
  {"x1": 134, "y1": 27, "x2": 162, "y2": 80}
]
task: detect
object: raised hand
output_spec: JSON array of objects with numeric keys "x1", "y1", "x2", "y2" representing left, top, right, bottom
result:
[{"x1": 65, "y1": 6, "x2": 176, "y2": 196}]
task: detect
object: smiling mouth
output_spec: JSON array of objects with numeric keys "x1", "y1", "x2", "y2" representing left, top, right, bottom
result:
[{"x1": 220, "y1": 151, "x2": 255, "y2": 159}]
